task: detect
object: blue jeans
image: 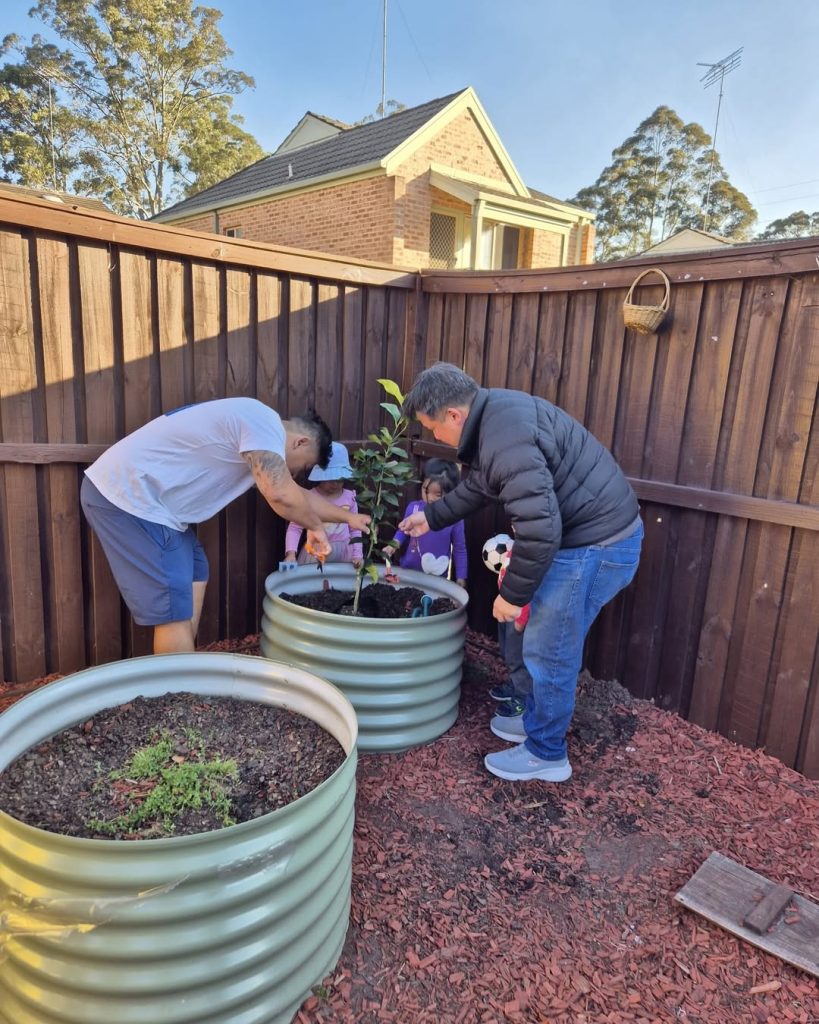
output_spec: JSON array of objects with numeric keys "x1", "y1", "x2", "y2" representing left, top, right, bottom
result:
[{"x1": 520, "y1": 520, "x2": 643, "y2": 761}]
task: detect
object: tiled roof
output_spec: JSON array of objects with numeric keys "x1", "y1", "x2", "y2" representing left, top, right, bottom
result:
[
  {"x1": 0, "y1": 181, "x2": 110, "y2": 212},
  {"x1": 157, "y1": 89, "x2": 466, "y2": 221}
]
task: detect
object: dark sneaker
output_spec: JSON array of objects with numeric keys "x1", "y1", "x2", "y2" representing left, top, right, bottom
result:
[
  {"x1": 496, "y1": 697, "x2": 526, "y2": 718},
  {"x1": 490, "y1": 713, "x2": 526, "y2": 742},
  {"x1": 489, "y1": 681, "x2": 516, "y2": 702},
  {"x1": 485, "y1": 744, "x2": 572, "y2": 782}
]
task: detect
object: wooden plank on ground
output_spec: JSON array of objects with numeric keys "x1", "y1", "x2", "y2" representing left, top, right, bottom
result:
[{"x1": 675, "y1": 851, "x2": 819, "y2": 977}]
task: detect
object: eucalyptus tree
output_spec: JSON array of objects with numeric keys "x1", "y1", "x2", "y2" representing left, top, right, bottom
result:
[
  {"x1": 0, "y1": 0, "x2": 263, "y2": 217},
  {"x1": 757, "y1": 210, "x2": 819, "y2": 241},
  {"x1": 573, "y1": 106, "x2": 756, "y2": 260}
]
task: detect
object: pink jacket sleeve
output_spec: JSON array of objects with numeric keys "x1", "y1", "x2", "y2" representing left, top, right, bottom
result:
[{"x1": 284, "y1": 521, "x2": 303, "y2": 553}]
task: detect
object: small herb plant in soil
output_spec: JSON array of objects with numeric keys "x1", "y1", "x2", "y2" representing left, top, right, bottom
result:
[
  {"x1": 0, "y1": 692, "x2": 344, "y2": 840},
  {"x1": 283, "y1": 378, "x2": 458, "y2": 619}
]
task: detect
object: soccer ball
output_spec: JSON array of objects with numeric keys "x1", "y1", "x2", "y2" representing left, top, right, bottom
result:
[{"x1": 482, "y1": 533, "x2": 513, "y2": 574}]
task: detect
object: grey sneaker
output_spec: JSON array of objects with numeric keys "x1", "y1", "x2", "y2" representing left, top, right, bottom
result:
[
  {"x1": 485, "y1": 743, "x2": 572, "y2": 782},
  {"x1": 490, "y1": 713, "x2": 526, "y2": 742}
]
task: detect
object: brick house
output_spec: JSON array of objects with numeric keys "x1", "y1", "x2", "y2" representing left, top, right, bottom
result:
[{"x1": 155, "y1": 88, "x2": 595, "y2": 270}]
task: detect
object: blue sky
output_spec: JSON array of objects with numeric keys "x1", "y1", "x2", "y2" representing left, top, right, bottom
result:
[{"x1": 5, "y1": 0, "x2": 819, "y2": 231}]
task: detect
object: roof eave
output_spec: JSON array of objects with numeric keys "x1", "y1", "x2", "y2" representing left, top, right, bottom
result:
[{"x1": 155, "y1": 162, "x2": 386, "y2": 223}]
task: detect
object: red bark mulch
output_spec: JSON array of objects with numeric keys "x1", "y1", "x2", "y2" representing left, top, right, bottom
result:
[{"x1": 2, "y1": 631, "x2": 818, "y2": 1023}]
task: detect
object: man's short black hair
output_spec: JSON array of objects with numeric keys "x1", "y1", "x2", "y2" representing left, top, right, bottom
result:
[{"x1": 295, "y1": 410, "x2": 333, "y2": 468}]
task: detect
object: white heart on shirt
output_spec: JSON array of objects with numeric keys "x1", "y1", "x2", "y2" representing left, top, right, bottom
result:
[{"x1": 421, "y1": 553, "x2": 450, "y2": 576}]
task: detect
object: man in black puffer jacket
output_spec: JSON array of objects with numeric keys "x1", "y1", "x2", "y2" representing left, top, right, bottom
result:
[{"x1": 399, "y1": 363, "x2": 642, "y2": 783}]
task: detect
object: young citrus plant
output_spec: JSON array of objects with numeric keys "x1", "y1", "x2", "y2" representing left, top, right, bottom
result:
[{"x1": 350, "y1": 378, "x2": 415, "y2": 613}]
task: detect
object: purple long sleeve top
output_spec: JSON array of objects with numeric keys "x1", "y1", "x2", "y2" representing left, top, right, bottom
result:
[{"x1": 391, "y1": 499, "x2": 467, "y2": 580}]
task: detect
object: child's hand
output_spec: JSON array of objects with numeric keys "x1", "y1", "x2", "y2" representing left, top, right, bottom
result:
[
  {"x1": 456, "y1": 578, "x2": 467, "y2": 588},
  {"x1": 284, "y1": 551, "x2": 297, "y2": 562},
  {"x1": 352, "y1": 559, "x2": 363, "y2": 569},
  {"x1": 380, "y1": 545, "x2": 397, "y2": 560}
]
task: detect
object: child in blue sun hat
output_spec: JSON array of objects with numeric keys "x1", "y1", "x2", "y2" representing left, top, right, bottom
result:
[{"x1": 284, "y1": 442, "x2": 364, "y2": 566}]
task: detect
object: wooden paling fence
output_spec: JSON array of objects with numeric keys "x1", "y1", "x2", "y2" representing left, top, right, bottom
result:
[{"x1": 1, "y1": 193, "x2": 817, "y2": 776}]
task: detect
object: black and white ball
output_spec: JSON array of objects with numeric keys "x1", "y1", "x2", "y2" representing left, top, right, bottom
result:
[{"x1": 481, "y1": 533, "x2": 513, "y2": 574}]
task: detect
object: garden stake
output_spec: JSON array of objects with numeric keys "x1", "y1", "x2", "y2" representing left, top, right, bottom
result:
[{"x1": 411, "y1": 595, "x2": 433, "y2": 618}]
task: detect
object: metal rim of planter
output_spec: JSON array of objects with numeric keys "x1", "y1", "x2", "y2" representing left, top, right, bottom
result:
[
  {"x1": 0, "y1": 652, "x2": 357, "y2": 1024},
  {"x1": 261, "y1": 564, "x2": 468, "y2": 753}
]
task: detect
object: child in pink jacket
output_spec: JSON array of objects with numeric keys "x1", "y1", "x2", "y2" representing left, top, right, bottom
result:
[{"x1": 284, "y1": 443, "x2": 363, "y2": 566}]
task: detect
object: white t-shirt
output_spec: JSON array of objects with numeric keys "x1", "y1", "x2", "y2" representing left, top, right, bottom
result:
[{"x1": 85, "y1": 398, "x2": 286, "y2": 530}]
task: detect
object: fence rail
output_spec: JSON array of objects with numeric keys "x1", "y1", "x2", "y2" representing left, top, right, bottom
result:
[{"x1": 1, "y1": 194, "x2": 817, "y2": 776}]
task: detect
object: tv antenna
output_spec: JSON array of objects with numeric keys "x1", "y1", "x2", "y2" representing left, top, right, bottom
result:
[
  {"x1": 380, "y1": 0, "x2": 388, "y2": 118},
  {"x1": 696, "y1": 47, "x2": 742, "y2": 231}
]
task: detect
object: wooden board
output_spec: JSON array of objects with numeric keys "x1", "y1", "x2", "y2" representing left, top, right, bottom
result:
[{"x1": 675, "y1": 851, "x2": 819, "y2": 977}]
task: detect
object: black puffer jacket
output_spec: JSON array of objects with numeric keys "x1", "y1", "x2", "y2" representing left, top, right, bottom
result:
[{"x1": 425, "y1": 389, "x2": 639, "y2": 606}]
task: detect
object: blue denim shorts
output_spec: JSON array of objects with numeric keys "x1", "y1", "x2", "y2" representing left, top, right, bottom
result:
[{"x1": 81, "y1": 477, "x2": 208, "y2": 626}]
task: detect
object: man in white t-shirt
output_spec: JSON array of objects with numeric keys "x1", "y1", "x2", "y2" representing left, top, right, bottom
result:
[{"x1": 81, "y1": 397, "x2": 370, "y2": 655}]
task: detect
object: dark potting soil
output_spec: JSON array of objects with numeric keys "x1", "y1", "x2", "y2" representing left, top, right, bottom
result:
[
  {"x1": 283, "y1": 582, "x2": 458, "y2": 618},
  {"x1": 0, "y1": 692, "x2": 345, "y2": 840}
]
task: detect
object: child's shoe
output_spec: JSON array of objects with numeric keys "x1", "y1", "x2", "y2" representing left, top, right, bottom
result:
[
  {"x1": 484, "y1": 744, "x2": 572, "y2": 782},
  {"x1": 495, "y1": 697, "x2": 526, "y2": 718},
  {"x1": 488, "y1": 681, "x2": 516, "y2": 701}
]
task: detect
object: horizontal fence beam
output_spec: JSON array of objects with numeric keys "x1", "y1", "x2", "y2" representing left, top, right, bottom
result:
[
  {"x1": 0, "y1": 440, "x2": 375, "y2": 466},
  {"x1": 409, "y1": 440, "x2": 819, "y2": 532},
  {"x1": 421, "y1": 238, "x2": 819, "y2": 293},
  {"x1": 0, "y1": 194, "x2": 418, "y2": 289}
]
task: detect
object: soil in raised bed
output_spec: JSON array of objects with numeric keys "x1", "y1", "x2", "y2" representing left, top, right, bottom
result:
[
  {"x1": 0, "y1": 692, "x2": 344, "y2": 840},
  {"x1": 283, "y1": 581, "x2": 458, "y2": 618}
]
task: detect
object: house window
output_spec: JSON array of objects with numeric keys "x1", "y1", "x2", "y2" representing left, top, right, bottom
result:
[
  {"x1": 223, "y1": 227, "x2": 242, "y2": 238},
  {"x1": 429, "y1": 213, "x2": 457, "y2": 269},
  {"x1": 481, "y1": 221, "x2": 521, "y2": 270}
]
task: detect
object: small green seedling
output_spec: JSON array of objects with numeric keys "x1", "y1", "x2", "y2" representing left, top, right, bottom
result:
[
  {"x1": 89, "y1": 728, "x2": 238, "y2": 837},
  {"x1": 350, "y1": 378, "x2": 415, "y2": 614}
]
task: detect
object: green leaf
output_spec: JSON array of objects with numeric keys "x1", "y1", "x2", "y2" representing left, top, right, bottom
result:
[
  {"x1": 380, "y1": 401, "x2": 402, "y2": 424},
  {"x1": 365, "y1": 564, "x2": 379, "y2": 582},
  {"x1": 377, "y1": 378, "x2": 405, "y2": 404}
]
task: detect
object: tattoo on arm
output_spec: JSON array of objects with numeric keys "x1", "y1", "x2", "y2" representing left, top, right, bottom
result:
[{"x1": 243, "y1": 450, "x2": 288, "y2": 487}]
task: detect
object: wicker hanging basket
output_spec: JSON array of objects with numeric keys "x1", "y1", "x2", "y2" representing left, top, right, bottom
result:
[{"x1": 623, "y1": 267, "x2": 671, "y2": 335}]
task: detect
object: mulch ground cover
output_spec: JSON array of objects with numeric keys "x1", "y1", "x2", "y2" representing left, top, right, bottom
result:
[{"x1": 2, "y1": 629, "x2": 817, "y2": 1023}]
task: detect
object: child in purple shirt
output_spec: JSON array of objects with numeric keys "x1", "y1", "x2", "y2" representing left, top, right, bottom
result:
[{"x1": 384, "y1": 459, "x2": 467, "y2": 586}]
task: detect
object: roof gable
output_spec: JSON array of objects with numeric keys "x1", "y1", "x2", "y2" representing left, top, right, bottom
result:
[{"x1": 275, "y1": 112, "x2": 350, "y2": 154}]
